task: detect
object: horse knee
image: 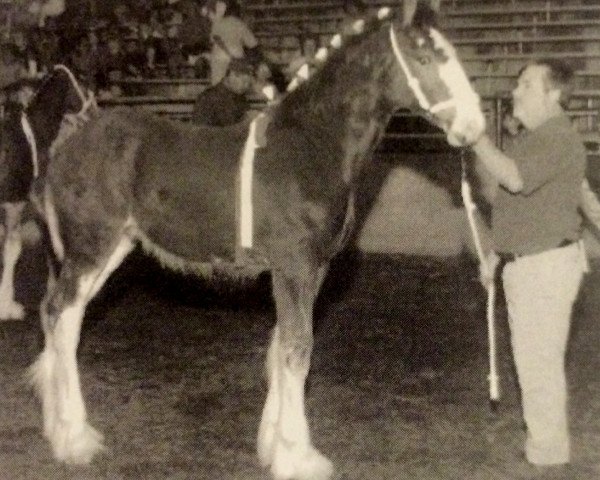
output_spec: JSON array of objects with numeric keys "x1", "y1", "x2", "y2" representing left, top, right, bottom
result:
[
  {"x1": 42, "y1": 279, "x2": 78, "y2": 332},
  {"x1": 282, "y1": 340, "x2": 313, "y2": 373}
]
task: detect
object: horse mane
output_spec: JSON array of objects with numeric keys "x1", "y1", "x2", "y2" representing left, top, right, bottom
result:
[{"x1": 272, "y1": 10, "x2": 399, "y2": 130}]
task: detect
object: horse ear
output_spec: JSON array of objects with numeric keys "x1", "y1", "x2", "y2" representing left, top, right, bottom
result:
[
  {"x1": 402, "y1": 0, "x2": 418, "y2": 27},
  {"x1": 411, "y1": 1, "x2": 439, "y2": 29}
]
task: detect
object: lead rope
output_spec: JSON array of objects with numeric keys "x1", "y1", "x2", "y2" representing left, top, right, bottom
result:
[{"x1": 460, "y1": 152, "x2": 500, "y2": 408}]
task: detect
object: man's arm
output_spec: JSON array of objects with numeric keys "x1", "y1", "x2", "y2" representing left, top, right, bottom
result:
[{"x1": 472, "y1": 134, "x2": 523, "y2": 193}]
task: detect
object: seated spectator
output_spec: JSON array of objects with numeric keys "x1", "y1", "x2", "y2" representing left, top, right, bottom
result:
[
  {"x1": 284, "y1": 34, "x2": 318, "y2": 82},
  {"x1": 2, "y1": 77, "x2": 39, "y2": 107},
  {"x1": 252, "y1": 57, "x2": 286, "y2": 99},
  {"x1": 0, "y1": 43, "x2": 28, "y2": 90},
  {"x1": 122, "y1": 34, "x2": 147, "y2": 78},
  {"x1": 340, "y1": 0, "x2": 368, "y2": 35},
  {"x1": 26, "y1": 27, "x2": 52, "y2": 75},
  {"x1": 204, "y1": 0, "x2": 257, "y2": 85},
  {"x1": 95, "y1": 33, "x2": 126, "y2": 97},
  {"x1": 179, "y1": 0, "x2": 211, "y2": 65},
  {"x1": 191, "y1": 57, "x2": 253, "y2": 126}
]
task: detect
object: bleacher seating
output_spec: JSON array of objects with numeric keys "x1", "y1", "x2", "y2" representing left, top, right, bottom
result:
[{"x1": 99, "y1": 0, "x2": 599, "y2": 155}]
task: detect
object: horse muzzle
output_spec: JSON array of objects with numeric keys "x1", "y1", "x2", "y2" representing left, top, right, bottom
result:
[{"x1": 446, "y1": 110, "x2": 486, "y2": 147}]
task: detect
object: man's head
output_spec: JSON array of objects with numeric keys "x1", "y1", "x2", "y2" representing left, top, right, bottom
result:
[
  {"x1": 204, "y1": 0, "x2": 227, "y2": 20},
  {"x1": 512, "y1": 58, "x2": 574, "y2": 130},
  {"x1": 223, "y1": 59, "x2": 253, "y2": 94}
]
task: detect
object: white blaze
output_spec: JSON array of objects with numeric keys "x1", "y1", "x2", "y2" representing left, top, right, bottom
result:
[{"x1": 429, "y1": 28, "x2": 485, "y2": 143}]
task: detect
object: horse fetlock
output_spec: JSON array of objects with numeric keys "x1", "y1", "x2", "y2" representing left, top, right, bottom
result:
[
  {"x1": 51, "y1": 420, "x2": 104, "y2": 465},
  {"x1": 270, "y1": 441, "x2": 333, "y2": 480},
  {"x1": 257, "y1": 418, "x2": 277, "y2": 468}
]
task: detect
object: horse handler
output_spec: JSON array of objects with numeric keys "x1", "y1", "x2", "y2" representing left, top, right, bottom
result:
[{"x1": 472, "y1": 58, "x2": 588, "y2": 472}]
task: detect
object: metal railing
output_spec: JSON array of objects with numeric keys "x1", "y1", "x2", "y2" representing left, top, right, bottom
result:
[{"x1": 98, "y1": 90, "x2": 600, "y2": 154}]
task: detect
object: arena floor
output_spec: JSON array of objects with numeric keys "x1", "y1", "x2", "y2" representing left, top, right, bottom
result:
[{"x1": 0, "y1": 245, "x2": 599, "y2": 480}]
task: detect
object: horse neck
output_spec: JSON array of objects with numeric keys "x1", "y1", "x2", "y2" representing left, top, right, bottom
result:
[{"x1": 275, "y1": 27, "x2": 413, "y2": 185}]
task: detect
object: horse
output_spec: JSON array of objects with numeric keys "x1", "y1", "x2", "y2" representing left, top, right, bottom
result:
[
  {"x1": 0, "y1": 64, "x2": 95, "y2": 320},
  {"x1": 31, "y1": 2, "x2": 486, "y2": 479}
]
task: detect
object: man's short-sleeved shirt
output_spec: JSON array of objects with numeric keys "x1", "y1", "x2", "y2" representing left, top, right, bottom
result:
[
  {"x1": 211, "y1": 16, "x2": 257, "y2": 59},
  {"x1": 492, "y1": 113, "x2": 587, "y2": 255}
]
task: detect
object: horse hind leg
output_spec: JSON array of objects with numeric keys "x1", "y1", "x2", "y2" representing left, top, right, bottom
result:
[
  {"x1": 258, "y1": 267, "x2": 333, "y2": 480},
  {"x1": 30, "y1": 234, "x2": 134, "y2": 464},
  {"x1": 0, "y1": 202, "x2": 26, "y2": 320},
  {"x1": 257, "y1": 324, "x2": 281, "y2": 467}
]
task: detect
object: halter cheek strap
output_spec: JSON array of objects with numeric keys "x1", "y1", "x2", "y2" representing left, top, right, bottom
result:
[{"x1": 389, "y1": 25, "x2": 456, "y2": 115}]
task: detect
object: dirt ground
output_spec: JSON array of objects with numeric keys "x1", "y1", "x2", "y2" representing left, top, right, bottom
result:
[{"x1": 0, "y1": 246, "x2": 599, "y2": 480}]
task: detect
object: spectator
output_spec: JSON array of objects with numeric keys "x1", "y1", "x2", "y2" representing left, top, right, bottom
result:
[
  {"x1": 179, "y1": 0, "x2": 211, "y2": 66},
  {"x1": 96, "y1": 33, "x2": 126, "y2": 96},
  {"x1": 191, "y1": 57, "x2": 253, "y2": 126},
  {"x1": 252, "y1": 57, "x2": 285, "y2": 99},
  {"x1": 284, "y1": 34, "x2": 319, "y2": 82},
  {"x1": 122, "y1": 34, "x2": 147, "y2": 78},
  {"x1": 474, "y1": 59, "x2": 587, "y2": 473},
  {"x1": 0, "y1": 43, "x2": 28, "y2": 90},
  {"x1": 340, "y1": 0, "x2": 368, "y2": 35},
  {"x1": 29, "y1": 26, "x2": 59, "y2": 75},
  {"x1": 204, "y1": 0, "x2": 257, "y2": 85}
]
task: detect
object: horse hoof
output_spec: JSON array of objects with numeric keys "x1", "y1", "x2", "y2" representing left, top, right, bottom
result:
[
  {"x1": 52, "y1": 422, "x2": 105, "y2": 465},
  {"x1": 0, "y1": 301, "x2": 25, "y2": 320},
  {"x1": 271, "y1": 446, "x2": 334, "y2": 480}
]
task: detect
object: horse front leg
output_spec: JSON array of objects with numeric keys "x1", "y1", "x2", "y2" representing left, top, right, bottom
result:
[
  {"x1": 30, "y1": 262, "x2": 104, "y2": 464},
  {"x1": 0, "y1": 202, "x2": 26, "y2": 320},
  {"x1": 259, "y1": 265, "x2": 333, "y2": 480},
  {"x1": 30, "y1": 236, "x2": 133, "y2": 464}
]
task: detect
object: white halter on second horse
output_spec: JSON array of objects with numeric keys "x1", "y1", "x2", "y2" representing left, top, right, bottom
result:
[{"x1": 21, "y1": 64, "x2": 96, "y2": 180}]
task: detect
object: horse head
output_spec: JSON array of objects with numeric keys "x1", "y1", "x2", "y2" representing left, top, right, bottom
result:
[
  {"x1": 26, "y1": 64, "x2": 96, "y2": 126},
  {"x1": 282, "y1": 1, "x2": 484, "y2": 148},
  {"x1": 387, "y1": 0, "x2": 485, "y2": 146},
  {"x1": 23, "y1": 64, "x2": 96, "y2": 159}
]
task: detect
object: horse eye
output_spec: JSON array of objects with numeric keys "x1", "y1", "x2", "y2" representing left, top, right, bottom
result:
[{"x1": 418, "y1": 56, "x2": 431, "y2": 66}]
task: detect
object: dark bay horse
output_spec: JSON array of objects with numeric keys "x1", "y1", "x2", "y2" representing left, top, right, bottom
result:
[
  {"x1": 31, "y1": 3, "x2": 485, "y2": 478},
  {"x1": 0, "y1": 65, "x2": 95, "y2": 320}
]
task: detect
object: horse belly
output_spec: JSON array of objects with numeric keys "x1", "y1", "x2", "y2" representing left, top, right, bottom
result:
[{"x1": 132, "y1": 148, "x2": 239, "y2": 263}]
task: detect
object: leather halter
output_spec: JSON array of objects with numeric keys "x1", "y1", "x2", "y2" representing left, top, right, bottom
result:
[{"x1": 389, "y1": 24, "x2": 456, "y2": 115}]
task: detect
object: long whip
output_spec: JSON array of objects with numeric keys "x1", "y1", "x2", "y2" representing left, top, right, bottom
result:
[{"x1": 460, "y1": 152, "x2": 500, "y2": 410}]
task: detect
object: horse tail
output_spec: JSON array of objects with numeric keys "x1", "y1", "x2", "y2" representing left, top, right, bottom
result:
[{"x1": 43, "y1": 183, "x2": 64, "y2": 262}]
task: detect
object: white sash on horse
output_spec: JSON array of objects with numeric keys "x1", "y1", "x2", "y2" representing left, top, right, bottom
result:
[{"x1": 236, "y1": 112, "x2": 269, "y2": 260}]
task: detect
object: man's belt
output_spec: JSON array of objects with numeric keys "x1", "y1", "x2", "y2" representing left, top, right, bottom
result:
[{"x1": 497, "y1": 239, "x2": 577, "y2": 264}]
